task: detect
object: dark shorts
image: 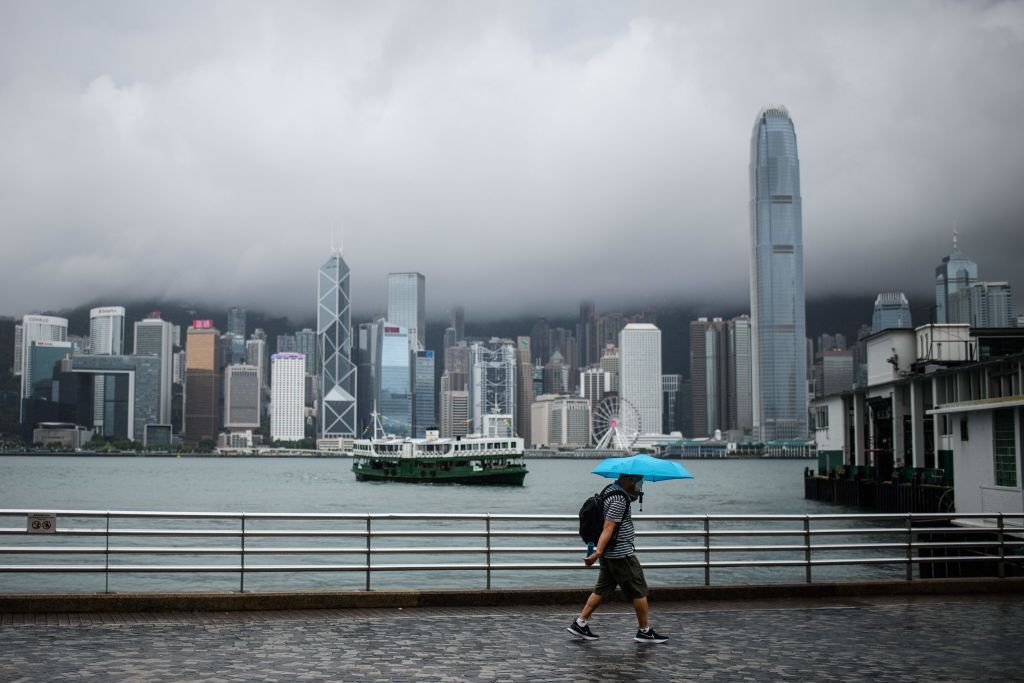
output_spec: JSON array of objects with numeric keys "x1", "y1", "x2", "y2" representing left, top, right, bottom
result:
[{"x1": 594, "y1": 554, "x2": 648, "y2": 599}]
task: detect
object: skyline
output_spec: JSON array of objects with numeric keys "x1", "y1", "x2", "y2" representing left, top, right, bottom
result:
[{"x1": 1, "y1": 2, "x2": 1023, "y2": 318}]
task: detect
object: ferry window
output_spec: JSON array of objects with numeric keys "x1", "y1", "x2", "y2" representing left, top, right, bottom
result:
[{"x1": 994, "y1": 409, "x2": 1017, "y2": 487}]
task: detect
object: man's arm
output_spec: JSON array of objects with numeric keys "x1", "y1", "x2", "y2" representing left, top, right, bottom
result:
[{"x1": 584, "y1": 518, "x2": 618, "y2": 567}]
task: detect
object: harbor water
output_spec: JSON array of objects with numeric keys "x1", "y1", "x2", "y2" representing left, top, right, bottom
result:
[{"x1": 0, "y1": 456, "x2": 903, "y2": 592}]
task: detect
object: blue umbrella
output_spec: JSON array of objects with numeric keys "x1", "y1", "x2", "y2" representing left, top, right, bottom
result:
[{"x1": 592, "y1": 454, "x2": 693, "y2": 482}]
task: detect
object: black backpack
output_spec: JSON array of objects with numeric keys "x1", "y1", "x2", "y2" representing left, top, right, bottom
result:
[{"x1": 578, "y1": 486, "x2": 630, "y2": 546}]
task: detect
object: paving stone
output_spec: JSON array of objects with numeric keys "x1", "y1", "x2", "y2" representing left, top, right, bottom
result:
[{"x1": 0, "y1": 595, "x2": 1022, "y2": 681}]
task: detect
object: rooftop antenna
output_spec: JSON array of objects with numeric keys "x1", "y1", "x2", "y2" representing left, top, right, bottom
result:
[
  {"x1": 330, "y1": 229, "x2": 344, "y2": 256},
  {"x1": 952, "y1": 221, "x2": 959, "y2": 253}
]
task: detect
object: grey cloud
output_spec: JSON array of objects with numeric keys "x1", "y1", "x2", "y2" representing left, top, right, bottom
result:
[{"x1": 0, "y1": 1, "x2": 1021, "y2": 321}]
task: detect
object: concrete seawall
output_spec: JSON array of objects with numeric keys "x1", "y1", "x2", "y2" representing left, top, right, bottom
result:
[{"x1": 3, "y1": 577, "x2": 1022, "y2": 614}]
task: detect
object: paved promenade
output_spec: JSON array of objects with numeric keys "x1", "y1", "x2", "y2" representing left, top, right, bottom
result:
[{"x1": 2, "y1": 594, "x2": 1023, "y2": 682}]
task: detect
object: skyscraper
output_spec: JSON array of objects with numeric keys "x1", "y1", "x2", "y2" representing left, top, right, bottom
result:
[
  {"x1": 935, "y1": 231, "x2": 978, "y2": 324},
  {"x1": 19, "y1": 315, "x2": 68, "y2": 401},
  {"x1": 469, "y1": 339, "x2": 517, "y2": 435},
  {"x1": 871, "y1": 292, "x2": 913, "y2": 332},
  {"x1": 245, "y1": 335, "x2": 268, "y2": 390},
  {"x1": 318, "y1": 251, "x2": 356, "y2": 438},
  {"x1": 689, "y1": 317, "x2": 731, "y2": 437},
  {"x1": 13, "y1": 323, "x2": 23, "y2": 377},
  {"x1": 599, "y1": 344, "x2": 620, "y2": 394},
  {"x1": 413, "y1": 350, "x2": 436, "y2": 437},
  {"x1": 728, "y1": 315, "x2": 753, "y2": 434},
  {"x1": 89, "y1": 307, "x2": 125, "y2": 356},
  {"x1": 294, "y1": 328, "x2": 318, "y2": 376},
  {"x1": 619, "y1": 323, "x2": 662, "y2": 437},
  {"x1": 224, "y1": 364, "x2": 261, "y2": 430},
  {"x1": 355, "y1": 321, "x2": 380, "y2": 435},
  {"x1": 749, "y1": 105, "x2": 808, "y2": 440},
  {"x1": 62, "y1": 354, "x2": 161, "y2": 442},
  {"x1": 967, "y1": 282, "x2": 1014, "y2": 327},
  {"x1": 184, "y1": 321, "x2": 220, "y2": 442},
  {"x1": 387, "y1": 272, "x2": 426, "y2": 350},
  {"x1": 133, "y1": 316, "x2": 174, "y2": 425},
  {"x1": 449, "y1": 306, "x2": 465, "y2": 342},
  {"x1": 578, "y1": 300, "x2": 596, "y2": 368},
  {"x1": 377, "y1": 323, "x2": 412, "y2": 437},
  {"x1": 89, "y1": 306, "x2": 126, "y2": 433},
  {"x1": 271, "y1": 353, "x2": 305, "y2": 442},
  {"x1": 514, "y1": 336, "x2": 533, "y2": 444},
  {"x1": 662, "y1": 374, "x2": 682, "y2": 434},
  {"x1": 227, "y1": 307, "x2": 247, "y2": 338}
]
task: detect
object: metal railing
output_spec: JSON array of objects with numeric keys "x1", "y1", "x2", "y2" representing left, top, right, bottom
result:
[{"x1": 1, "y1": 509, "x2": 1022, "y2": 592}]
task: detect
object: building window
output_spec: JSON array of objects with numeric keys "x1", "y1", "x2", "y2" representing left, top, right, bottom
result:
[{"x1": 993, "y1": 409, "x2": 1017, "y2": 487}]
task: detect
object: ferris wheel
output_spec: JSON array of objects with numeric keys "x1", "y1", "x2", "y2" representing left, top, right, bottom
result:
[{"x1": 591, "y1": 395, "x2": 641, "y2": 450}]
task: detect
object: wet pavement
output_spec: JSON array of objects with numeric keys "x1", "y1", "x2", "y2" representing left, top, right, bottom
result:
[{"x1": 2, "y1": 594, "x2": 1023, "y2": 682}]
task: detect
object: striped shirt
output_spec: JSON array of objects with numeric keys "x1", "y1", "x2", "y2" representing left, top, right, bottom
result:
[{"x1": 601, "y1": 483, "x2": 635, "y2": 559}]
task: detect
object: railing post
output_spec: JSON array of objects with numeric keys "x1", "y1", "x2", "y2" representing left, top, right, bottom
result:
[
  {"x1": 905, "y1": 513, "x2": 914, "y2": 581},
  {"x1": 365, "y1": 516, "x2": 372, "y2": 591},
  {"x1": 240, "y1": 515, "x2": 246, "y2": 593},
  {"x1": 998, "y1": 514, "x2": 1006, "y2": 579},
  {"x1": 803, "y1": 516, "x2": 812, "y2": 584},
  {"x1": 703, "y1": 515, "x2": 711, "y2": 586},
  {"x1": 485, "y1": 515, "x2": 492, "y2": 590},
  {"x1": 105, "y1": 511, "x2": 110, "y2": 594}
]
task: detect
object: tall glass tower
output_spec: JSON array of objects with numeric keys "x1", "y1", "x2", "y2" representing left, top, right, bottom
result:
[
  {"x1": 871, "y1": 292, "x2": 913, "y2": 332},
  {"x1": 749, "y1": 106, "x2": 807, "y2": 440},
  {"x1": 318, "y1": 251, "x2": 356, "y2": 438},
  {"x1": 377, "y1": 323, "x2": 412, "y2": 437},
  {"x1": 387, "y1": 272, "x2": 426, "y2": 349},
  {"x1": 934, "y1": 231, "x2": 977, "y2": 324}
]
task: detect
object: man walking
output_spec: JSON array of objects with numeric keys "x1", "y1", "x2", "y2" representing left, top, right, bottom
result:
[{"x1": 567, "y1": 473, "x2": 668, "y2": 644}]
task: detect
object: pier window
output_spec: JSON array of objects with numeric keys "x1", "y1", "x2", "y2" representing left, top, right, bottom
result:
[{"x1": 993, "y1": 409, "x2": 1018, "y2": 487}]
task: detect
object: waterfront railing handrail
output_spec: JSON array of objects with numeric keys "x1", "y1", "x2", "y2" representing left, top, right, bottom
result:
[{"x1": 0, "y1": 509, "x2": 1022, "y2": 592}]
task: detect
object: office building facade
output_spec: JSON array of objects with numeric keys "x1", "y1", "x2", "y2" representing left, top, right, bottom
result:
[
  {"x1": 271, "y1": 353, "x2": 305, "y2": 442},
  {"x1": 530, "y1": 394, "x2": 591, "y2": 448},
  {"x1": 469, "y1": 339, "x2": 517, "y2": 436},
  {"x1": 387, "y1": 272, "x2": 426, "y2": 350},
  {"x1": 89, "y1": 307, "x2": 125, "y2": 356},
  {"x1": 18, "y1": 315, "x2": 69, "y2": 422},
  {"x1": 224, "y1": 364, "x2": 261, "y2": 430},
  {"x1": 227, "y1": 307, "x2": 246, "y2": 338},
  {"x1": 66, "y1": 354, "x2": 161, "y2": 442},
  {"x1": 295, "y1": 328, "x2": 318, "y2": 376},
  {"x1": 872, "y1": 292, "x2": 913, "y2": 332},
  {"x1": 514, "y1": 336, "x2": 533, "y2": 443},
  {"x1": 662, "y1": 374, "x2": 682, "y2": 434},
  {"x1": 413, "y1": 349, "x2": 436, "y2": 437},
  {"x1": 377, "y1": 324, "x2": 412, "y2": 437},
  {"x1": 619, "y1": 323, "x2": 662, "y2": 437},
  {"x1": 184, "y1": 322, "x2": 221, "y2": 442},
  {"x1": 749, "y1": 105, "x2": 808, "y2": 439},
  {"x1": 245, "y1": 337, "x2": 268, "y2": 391},
  {"x1": 133, "y1": 316, "x2": 174, "y2": 426},
  {"x1": 935, "y1": 232, "x2": 978, "y2": 324}
]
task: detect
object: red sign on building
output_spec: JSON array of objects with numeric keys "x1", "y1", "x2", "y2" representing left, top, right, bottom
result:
[{"x1": 193, "y1": 319, "x2": 213, "y2": 329}]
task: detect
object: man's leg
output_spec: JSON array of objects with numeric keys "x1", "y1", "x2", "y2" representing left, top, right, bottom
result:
[
  {"x1": 579, "y1": 592, "x2": 604, "y2": 621},
  {"x1": 632, "y1": 596, "x2": 649, "y2": 630}
]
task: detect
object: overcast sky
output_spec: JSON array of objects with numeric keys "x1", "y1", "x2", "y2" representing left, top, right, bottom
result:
[{"x1": 1, "y1": 1, "x2": 1022, "y2": 321}]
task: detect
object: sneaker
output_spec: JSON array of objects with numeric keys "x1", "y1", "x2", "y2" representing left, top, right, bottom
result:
[
  {"x1": 567, "y1": 621, "x2": 599, "y2": 641},
  {"x1": 634, "y1": 627, "x2": 668, "y2": 644}
]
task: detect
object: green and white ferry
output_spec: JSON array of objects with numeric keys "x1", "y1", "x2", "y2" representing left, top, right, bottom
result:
[{"x1": 350, "y1": 416, "x2": 527, "y2": 485}]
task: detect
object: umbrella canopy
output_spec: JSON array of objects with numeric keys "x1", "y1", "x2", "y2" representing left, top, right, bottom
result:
[{"x1": 592, "y1": 454, "x2": 693, "y2": 482}]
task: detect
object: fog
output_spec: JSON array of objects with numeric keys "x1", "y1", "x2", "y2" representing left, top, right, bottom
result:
[{"x1": 1, "y1": 1, "x2": 1022, "y2": 320}]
